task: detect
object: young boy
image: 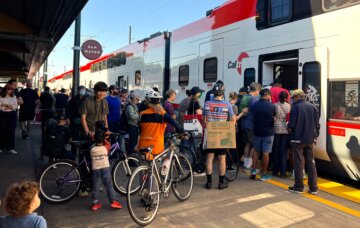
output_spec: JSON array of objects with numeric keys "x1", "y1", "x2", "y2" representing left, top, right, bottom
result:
[
  {"x1": 0, "y1": 181, "x2": 47, "y2": 228},
  {"x1": 90, "y1": 130, "x2": 122, "y2": 211}
]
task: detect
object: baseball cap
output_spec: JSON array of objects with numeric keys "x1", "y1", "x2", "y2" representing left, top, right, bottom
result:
[
  {"x1": 190, "y1": 86, "x2": 204, "y2": 95},
  {"x1": 291, "y1": 89, "x2": 305, "y2": 98},
  {"x1": 259, "y1": 88, "x2": 271, "y2": 96}
]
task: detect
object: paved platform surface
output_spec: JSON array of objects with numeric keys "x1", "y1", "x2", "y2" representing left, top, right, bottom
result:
[{"x1": 0, "y1": 125, "x2": 359, "y2": 228}]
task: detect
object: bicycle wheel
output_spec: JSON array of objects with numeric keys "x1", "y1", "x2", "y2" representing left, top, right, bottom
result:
[
  {"x1": 38, "y1": 160, "x2": 81, "y2": 203},
  {"x1": 171, "y1": 153, "x2": 193, "y2": 201},
  {"x1": 127, "y1": 165, "x2": 160, "y2": 226},
  {"x1": 111, "y1": 156, "x2": 139, "y2": 195},
  {"x1": 225, "y1": 150, "x2": 240, "y2": 182}
]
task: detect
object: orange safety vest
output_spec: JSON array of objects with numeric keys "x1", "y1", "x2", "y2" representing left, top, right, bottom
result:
[{"x1": 138, "y1": 107, "x2": 167, "y2": 155}]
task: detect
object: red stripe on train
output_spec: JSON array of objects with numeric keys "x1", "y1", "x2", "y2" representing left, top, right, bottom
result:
[
  {"x1": 327, "y1": 121, "x2": 360, "y2": 130},
  {"x1": 328, "y1": 127, "x2": 346, "y2": 137}
]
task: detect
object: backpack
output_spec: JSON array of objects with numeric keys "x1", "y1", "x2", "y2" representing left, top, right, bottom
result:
[
  {"x1": 42, "y1": 123, "x2": 67, "y2": 158},
  {"x1": 119, "y1": 103, "x2": 135, "y2": 131}
]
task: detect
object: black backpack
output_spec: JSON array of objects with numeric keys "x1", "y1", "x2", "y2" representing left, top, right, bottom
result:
[
  {"x1": 42, "y1": 123, "x2": 66, "y2": 158},
  {"x1": 119, "y1": 103, "x2": 135, "y2": 131}
]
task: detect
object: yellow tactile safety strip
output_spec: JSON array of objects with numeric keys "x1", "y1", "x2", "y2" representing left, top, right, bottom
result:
[
  {"x1": 266, "y1": 179, "x2": 360, "y2": 218},
  {"x1": 315, "y1": 177, "x2": 360, "y2": 204}
]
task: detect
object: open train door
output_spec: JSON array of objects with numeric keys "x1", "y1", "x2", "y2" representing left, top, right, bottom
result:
[
  {"x1": 298, "y1": 47, "x2": 329, "y2": 161},
  {"x1": 241, "y1": 56, "x2": 258, "y2": 87}
]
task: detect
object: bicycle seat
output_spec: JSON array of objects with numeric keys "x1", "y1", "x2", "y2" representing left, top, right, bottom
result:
[
  {"x1": 139, "y1": 146, "x2": 154, "y2": 153},
  {"x1": 71, "y1": 140, "x2": 88, "y2": 147}
]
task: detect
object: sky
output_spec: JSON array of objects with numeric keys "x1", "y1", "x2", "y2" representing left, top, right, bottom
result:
[{"x1": 45, "y1": 0, "x2": 226, "y2": 79}]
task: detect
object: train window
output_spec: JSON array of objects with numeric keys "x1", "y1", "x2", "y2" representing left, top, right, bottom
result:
[
  {"x1": 102, "y1": 60, "x2": 107, "y2": 70},
  {"x1": 329, "y1": 81, "x2": 360, "y2": 122},
  {"x1": 269, "y1": 0, "x2": 292, "y2": 25},
  {"x1": 204, "y1": 57, "x2": 217, "y2": 83},
  {"x1": 322, "y1": 0, "x2": 360, "y2": 11},
  {"x1": 135, "y1": 70, "x2": 141, "y2": 86},
  {"x1": 256, "y1": 0, "x2": 268, "y2": 30},
  {"x1": 94, "y1": 63, "x2": 99, "y2": 72},
  {"x1": 302, "y1": 62, "x2": 321, "y2": 112},
  {"x1": 244, "y1": 68, "x2": 255, "y2": 88},
  {"x1": 179, "y1": 65, "x2": 189, "y2": 87},
  {"x1": 98, "y1": 62, "x2": 103, "y2": 71},
  {"x1": 107, "y1": 58, "x2": 113, "y2": 68}
]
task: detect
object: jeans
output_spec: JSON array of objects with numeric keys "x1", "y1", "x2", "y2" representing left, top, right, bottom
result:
[
  {"x1": 127, "y1": 125, "x2": 139, "y2": 155},
  {"x1": 291, "y1": 142, "x2": 318, "y2": 191},
  {"x1": 272, "y1": 134, "x2": 289, "y2": 176},
  {"x1": 0, "y1": 111, "x2": 17, "y2": 150},
  {"x1": 92, "y1": 168, "x2": 116, "y2": 203}
]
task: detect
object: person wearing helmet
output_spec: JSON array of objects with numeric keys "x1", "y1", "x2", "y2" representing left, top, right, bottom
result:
[
  {"x1": 138, "y1": 88, "x2": 184, "y2": 158},
  {"x1": 205, "y1": 80, "x2": 224, "y2": 102},
  {"x1": 80, "y1": 81, "x2": 109, "y2": 136},
  {"x1": 204, "y1": 82, "x2": 235, "y2": 190}
]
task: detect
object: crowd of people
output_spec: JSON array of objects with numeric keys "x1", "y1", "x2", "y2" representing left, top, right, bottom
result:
[{"x1": 0, "y1": 78, "x2": 321, "y2": 226}]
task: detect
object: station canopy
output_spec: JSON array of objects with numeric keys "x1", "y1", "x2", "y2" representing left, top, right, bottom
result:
[{"x1": 0, "y1": 0, "x2": 88, "y2": 81}]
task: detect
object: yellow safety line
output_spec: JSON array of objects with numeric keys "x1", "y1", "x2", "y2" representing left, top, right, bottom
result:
[{"x1": 266, "y1": 179, "x2": 360, "y2": 218}]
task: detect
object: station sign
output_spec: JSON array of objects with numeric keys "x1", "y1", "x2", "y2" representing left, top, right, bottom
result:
[{"x1": 81, "y1": 40, "x2": 103, "y2": 60}]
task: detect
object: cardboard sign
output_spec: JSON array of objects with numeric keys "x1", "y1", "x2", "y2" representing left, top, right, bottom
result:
[{"x1": 205, "y1": 122, "x2": 236, "y2": 149}]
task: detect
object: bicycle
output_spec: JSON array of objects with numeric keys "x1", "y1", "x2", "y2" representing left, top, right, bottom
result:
[{"x1": 127, "y1": 133, "x2": 193, "y2": 226}]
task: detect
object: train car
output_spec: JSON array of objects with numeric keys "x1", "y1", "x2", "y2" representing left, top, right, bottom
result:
[{"x1": 49, "y1": 0, "x2": 360, "y2": 182}]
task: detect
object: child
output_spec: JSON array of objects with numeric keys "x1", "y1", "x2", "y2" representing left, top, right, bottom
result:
[
  {"x1": 0, "y1": 181, "x2": 47, "y2": 228},
  {"x1": 90, "y1": 129, "x2": 122, "y2": 211}
]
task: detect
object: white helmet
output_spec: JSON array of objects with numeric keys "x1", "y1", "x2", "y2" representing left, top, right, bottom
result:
[{"x1": 145, "y1": 88, "x2": 162, "y2": 104}]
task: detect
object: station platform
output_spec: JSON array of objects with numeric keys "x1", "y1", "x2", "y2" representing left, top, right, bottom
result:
[{"x1": 0, "y1": 125, "x2": 359, "y2": 227}]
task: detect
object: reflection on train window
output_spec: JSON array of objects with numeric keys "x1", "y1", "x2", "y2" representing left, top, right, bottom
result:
[
  {"x1": 179, "y1": 65, "x2": 189, "y2": 87},
  {"x1": 269, "y1": 0, "x2": 292, "y2": 25},
  {"x1": 135, "y1": 70, "x2": 141, "y2": 86},
  {"x1": 323, "y1": 0, "x2": 360, "y2": 11},
  {"x1": 303, "y1": 62, "x2": 321, "y2": 113},
  {"x1": 244, "y1": 68, "x2": 255, "y2": 88},
  {"x1": 204, "y1": 57, "x2": 217, "y2": 83},
  {"x1": 329, "y1": 81, "x2": 360, "y2": 122}
]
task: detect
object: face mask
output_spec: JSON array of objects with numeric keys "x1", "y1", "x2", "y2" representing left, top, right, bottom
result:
[{"x1": 79, "y1": 89, "x2": 86, "y2": 96}]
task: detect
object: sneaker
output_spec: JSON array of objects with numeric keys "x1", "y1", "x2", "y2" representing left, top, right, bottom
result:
[
  {"x1": 193, "y1": 171, "x2": 206, "y2": 177},
  {"x1": 218, "y1": 181, "x2": 229, "y2": 190},
  {"x1": 91, "y1": 203, "x2": 102, "y2": 211},
  {"x1": 8, "y1": 150, "x2": 18, "y2": 155},
  {"x1": 78, "y1": 190, "x2": 89, "y2": 197},
  {"x1": 205, "y1": 182, "x2": 212, "y2": 189},
  {"x1": 307, "y1": 189, "x2": 318, "y2": 195},
  {"x1": 259, "y1": 174, "x2": 272, "y2": 181},
  {"x1": 288, "y1": 186, "x2": 304, "y2": 194},
  {"x1": 290, "y1": 170, "x2": 295, "y2": 180},
  {"x1": 250, "y1": 169, "x2": 257, "y2": 180},
  {"x1": 110, "y1": 201, "x2": 122, "y2": 209}
]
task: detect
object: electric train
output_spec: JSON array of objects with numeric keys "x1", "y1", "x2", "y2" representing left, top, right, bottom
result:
[{"x1": 48, "y1": 0, "x2": 360, "y2": 183}]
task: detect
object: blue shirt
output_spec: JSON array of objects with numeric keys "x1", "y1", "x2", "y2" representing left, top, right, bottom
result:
[
  {"x1": 251, "y1": 99, "x2": 276, "y2": 137},
  {"x1": 0, "y1": 213, "x2": 47, "y2": 228},
  {"x1": 106, "y1": 95, "x2": 121, "y2": 123},
  {"x1": 241, "y1": 96, "x2": 259, "y2": 130}
]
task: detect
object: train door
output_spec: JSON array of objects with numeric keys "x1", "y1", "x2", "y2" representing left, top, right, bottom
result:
[
  {"x1": 117, "y1": 75, "x2": 128, "y2": 90},
  {"x1": 241, "y1": 56, "x2": 258, "y2": 87},
  {"x1": 198, "y1": 39, "x2": 224, "y2": 93},
  {"x1": 299, "y1": 47, "x2": 329, "y2": 160}
]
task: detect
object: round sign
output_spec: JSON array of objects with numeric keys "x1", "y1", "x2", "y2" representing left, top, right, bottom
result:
[{"x1": 81, "y1": 40, "x2": 103, "y2": 60}]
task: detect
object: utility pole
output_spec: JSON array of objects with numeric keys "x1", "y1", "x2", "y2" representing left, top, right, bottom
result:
[
  {"x1": 129, "y1": 26, "x2": 132, "y2": 44},
  {"x1": 72, "y1": 13, "x2": 81, "y2": 96}
]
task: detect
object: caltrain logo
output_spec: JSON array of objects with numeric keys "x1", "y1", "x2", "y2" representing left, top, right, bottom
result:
[{"x1": 227, "y1": 52, "x2": 249, "y2": 75}]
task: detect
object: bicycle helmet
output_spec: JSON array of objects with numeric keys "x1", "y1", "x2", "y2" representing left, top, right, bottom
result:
[
  {"x1": 145, "y1": 88, "x2": 163, "y2": 104},
  {"x1": 94, "y1": 81, "x2": 108, "y2": 92},
  {"x1": 212, "y1": 80, "x2": 225, "y2": 96}
]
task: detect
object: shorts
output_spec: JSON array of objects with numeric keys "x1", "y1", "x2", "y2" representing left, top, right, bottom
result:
[
  {"x1": 204, "y1": 148, "x2": 227, "y2": 155},
  {"x1": 242, "y1": 129, "x2": 253, "y2": 144},
  {"x1": 253, "y1": 135, "x2": 274, "y2": 153}
]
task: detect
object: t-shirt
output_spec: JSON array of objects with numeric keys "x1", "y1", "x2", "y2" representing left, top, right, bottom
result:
[
  {"x1": 54, "y1": 93, "x2": 69, "y2": 110},
  {"x1": 178, "y1": 97, "x2": 190, "y2": 114},
  {"x1": 0, "y1": 213, "x2": 47, "y2": 228},
  {"x1": 241, "y1": 96, "x2": 260, "y2": 130},
  {"x1": 79, "y1": 97, "x2": 109, "y2": 132},
  {"x1": 163, "y1": 100, "x2": 175, "y2": 133},
  {"x1": 19, "y1": 88, "x2": 38, "y2": 113},
  {"x1": 106, "y1": 95, "x2": 121, "y2": 123},
  {"x1": 90, "y1": 145, "x2": 110, "y2": 170},
  {"x1": 187, "y1": 100, "x2": 201, "y2": 115},
  {"x1": 40, "y1": 92, "x2": 54, "y2": 110},
  {"x1": 270, "y1": 87, "x2": 291, "y2": 104},
  {"x1": 204, "y1": 100, "x2": 234, "y2": 122},
  {"x1": 0, "y1": 96, "x2": 18, "y2": 112},
  {"x1": 251, "y1": 99, "x2": 276, "y2": 137}
]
